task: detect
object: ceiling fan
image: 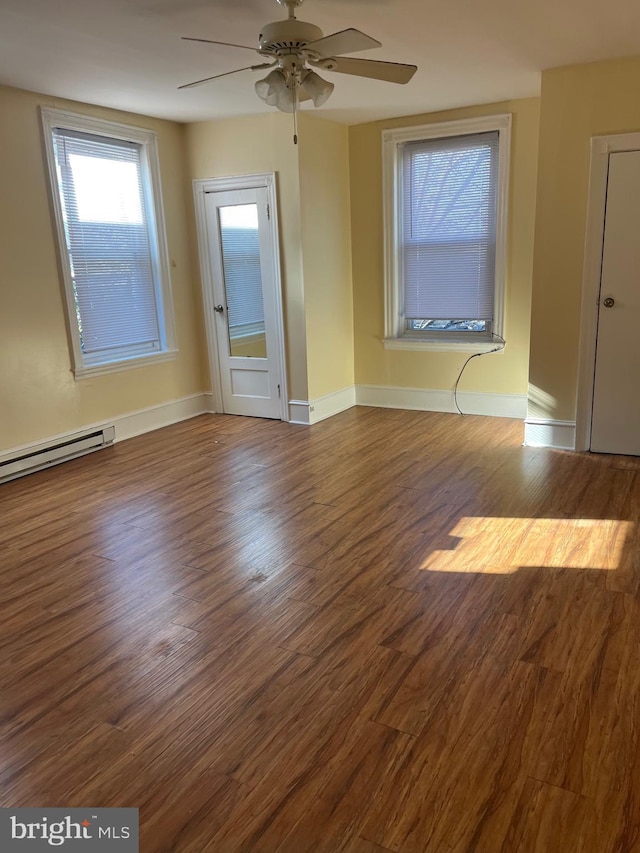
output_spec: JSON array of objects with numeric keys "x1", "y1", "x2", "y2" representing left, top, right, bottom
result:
[{"x1": 179, "y1": 0, "x2": 417, "y2": 129}]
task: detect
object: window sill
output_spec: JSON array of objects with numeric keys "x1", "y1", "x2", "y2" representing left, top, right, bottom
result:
[
  {"x1": 383, "y1": 337, "x2": 504, "y2": 354},
  {"x1": 73, "y1": 349, "x2": 178, "y2": 379}
]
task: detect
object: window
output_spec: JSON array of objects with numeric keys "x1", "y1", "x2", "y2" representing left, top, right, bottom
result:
[
  {"x1": 41, "y1": 108, "x2": 176, "y2": 377},
  {"x1": 383, "y1": 114, "x2": 511, "y2": 351},
  {"x1": 217, "y1": 204, "x2": 266, "y2": 343}
]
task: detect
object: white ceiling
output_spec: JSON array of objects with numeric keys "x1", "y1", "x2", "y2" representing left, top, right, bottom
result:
[{"x1": 1, "y1": 0, "x2": 640, "y2": 125}]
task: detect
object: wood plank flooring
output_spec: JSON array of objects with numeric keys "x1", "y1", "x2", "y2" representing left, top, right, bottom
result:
[{"x1": 2, "y1": 407, "x2": 640, "y2": 851}]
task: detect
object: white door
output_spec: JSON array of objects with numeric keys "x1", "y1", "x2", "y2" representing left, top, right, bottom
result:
[
  {"x1": 591, "y1": 150, "x2": 640, "y2": 454},
  {"x1": 203, "y1": 185, "x2": 285, "y2": 419}
]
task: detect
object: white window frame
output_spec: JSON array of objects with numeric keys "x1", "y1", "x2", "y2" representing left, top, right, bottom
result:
[
  {"x1": 382, "y1": 114, "x2": 511, "y2": 352},
  {"x1": 40, "y1": 107, "x2": 177, "y2": 378}
]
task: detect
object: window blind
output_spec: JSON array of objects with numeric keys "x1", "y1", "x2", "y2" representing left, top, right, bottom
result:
[
  {"x1": 52, "y1": 128, "x2": 161, "y2": 363},
  {"x1": 218, "y1": 204, "x2": 265, "y2": 334},
  {"x1": 402, "y1": 131, "x2": 499, "y2": 321}
]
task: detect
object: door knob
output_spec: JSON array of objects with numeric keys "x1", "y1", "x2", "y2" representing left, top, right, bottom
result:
[
  {"x1": 602, "y1": 297, "x2": 615, "y2": 308},
  {"x1": 214, "y1": 304, "x2": 225, "y2": 313}
]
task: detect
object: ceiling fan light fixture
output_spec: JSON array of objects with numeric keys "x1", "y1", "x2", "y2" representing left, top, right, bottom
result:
[
  {"x1": 255, "y1": 68, "x2": 317, "y2": 113},
  {"x1": 255, "y1": 67, "x2": 333, "y2": 112},
  {"x1": 301, "y1": 70, "x2": 334, "y2": 107},
  {"x1": 255, "y1": 69, "x2": 287, "y2": 106},
  {"x1": 274, "y1": 84, "x2": 298, "y2": 113}
]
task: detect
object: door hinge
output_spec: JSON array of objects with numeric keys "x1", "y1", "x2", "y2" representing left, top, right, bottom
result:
[
  {"x1": 267, "y1": 203, "x2": 270, "y2": 220},
  {"x1": 277, "y1": 383, "x2": 281, "y2": 398}
]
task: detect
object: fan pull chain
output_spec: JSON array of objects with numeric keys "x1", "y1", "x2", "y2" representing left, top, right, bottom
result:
[{"x1": 292, "y1": 73, "x2": 298, "y2": 144}]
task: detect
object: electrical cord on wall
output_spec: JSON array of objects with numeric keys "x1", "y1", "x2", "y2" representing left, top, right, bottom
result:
[{"x1": 453, "y1": 333, "x2": 506, "y2": 415}]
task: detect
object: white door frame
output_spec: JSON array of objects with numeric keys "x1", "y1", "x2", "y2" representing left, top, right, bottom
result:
[
  {"x1": 575, "y1": 132, "x2": 640, "y2": 451},
  {"x1": 193, "y1": 172, "x2": 289, "y2": 420}
]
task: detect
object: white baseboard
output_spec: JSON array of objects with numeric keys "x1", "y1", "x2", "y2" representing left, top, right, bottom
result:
[
  {"x1": 289, "y1": 385, "x2": 526, "y2": 425},
  {"x1": 523, "y1": 418, "x2": 576, "y2": 450},
  {"x1": 2, "y1": 392, "x2": 571, "y2": 469},
  {"x1": 0, "y1": 392, "x2": 215, "y2": 463},
  {"x1": 289, "y1": 386, "x2": 357, "y2": 425},
  {"x1": 355, "y1": 385, "x2": 527, "y2": 419},
  {"x1": 310, "y1": 386, "x2": 357, "y2": 424},
  {"x1": 203, "y1": 392, "x2": 216, "y2": 414},
  {"x1": 112, "y1": 392, "x2": 215, "y2": 441},
  {"x1": 288, "y1": 400, "x2": 311, "y2": 425}
]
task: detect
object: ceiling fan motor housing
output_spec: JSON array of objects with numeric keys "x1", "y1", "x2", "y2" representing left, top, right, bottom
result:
[{"x1": 259, "y1": 20, "x2": 324, "y2": 55}]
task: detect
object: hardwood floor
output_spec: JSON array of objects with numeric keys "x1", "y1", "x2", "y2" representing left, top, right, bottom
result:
[{"x1": 2, "y1": 407, "x2": 640, "y2": 851}]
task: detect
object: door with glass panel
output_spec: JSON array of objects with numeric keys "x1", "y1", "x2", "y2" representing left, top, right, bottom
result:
[{"x1": 204, "y1": 187, "x2": 284, "y2": 418}]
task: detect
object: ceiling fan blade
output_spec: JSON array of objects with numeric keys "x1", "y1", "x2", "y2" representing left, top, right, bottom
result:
[
  {"x1": 182, "y1": 37, "x2": 258, "y2": 52},
  {"x1": 306, "y1": 29, "x2": 381, "y2": 58},
  {"x1": 178, "y1": 64, "x2": 270, "y2": 89},
  {"x1": 329, "y1": 56, "x2": 417, "y2": 84}
]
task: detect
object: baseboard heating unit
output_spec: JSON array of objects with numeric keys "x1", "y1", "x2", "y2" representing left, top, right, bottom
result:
[{"x1": 0, "y1": 425, "x2": 116, "y2": 484}]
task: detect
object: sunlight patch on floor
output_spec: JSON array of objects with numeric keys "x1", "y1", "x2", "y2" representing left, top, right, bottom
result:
[{"x1": 421, "y1": 517, "x2": 632, "y2": 574}]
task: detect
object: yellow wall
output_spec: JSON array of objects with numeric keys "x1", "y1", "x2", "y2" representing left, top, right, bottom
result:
[
  {"x1": 349, "y1": 98, "x2": 540, "y2": 396},
  {"x1": 297, "y1": 114, "x2": 354, "y2": 400},
  {"x1": 0, "y1": 84, "x2": 206, "y2": 453},
  {"x1": 10, "y1": 58, "x2": 633, "y2": 446},
  {"x1": 529, "y1": 56, "x2": 640, "y2": 421},
  {"x1": 185, "y1": 112, "x2": 309, "y2": 402}
]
